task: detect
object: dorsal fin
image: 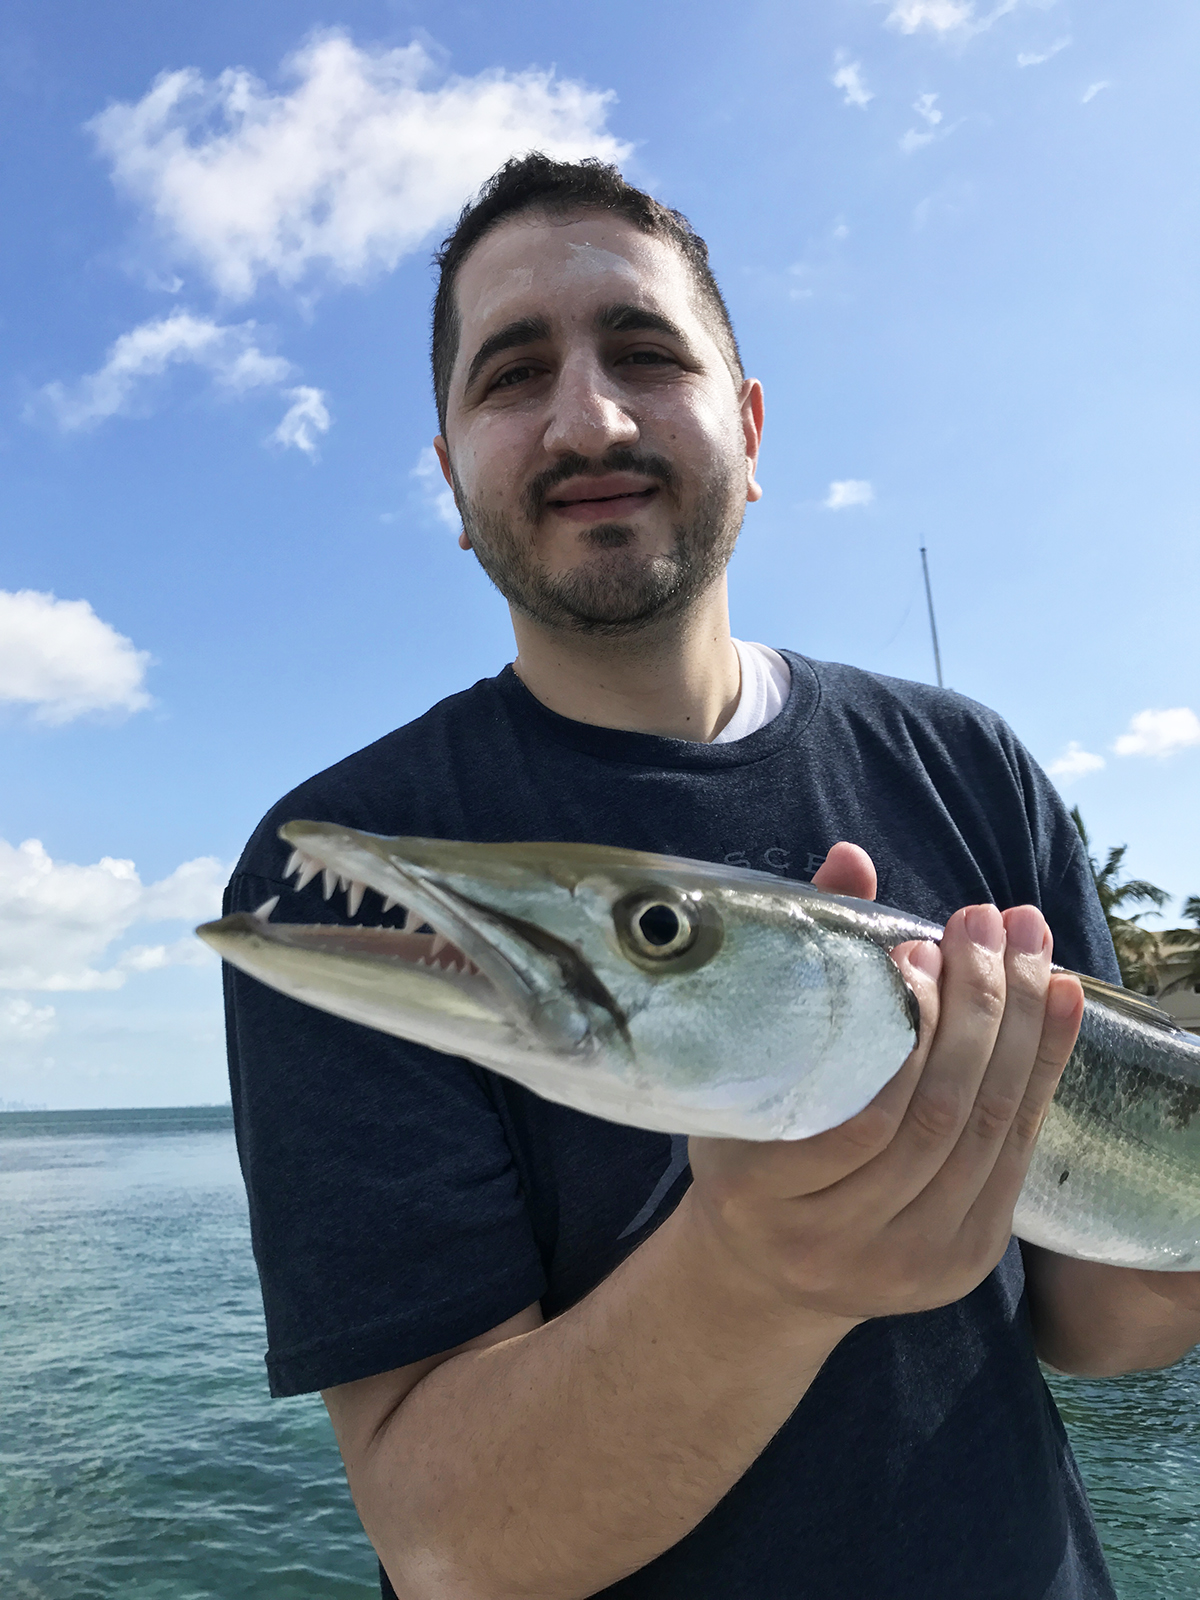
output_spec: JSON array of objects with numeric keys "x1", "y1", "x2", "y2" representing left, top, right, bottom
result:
[{"x1": 1077, "y1": 972, "x2": 1185, "y2": 1034}]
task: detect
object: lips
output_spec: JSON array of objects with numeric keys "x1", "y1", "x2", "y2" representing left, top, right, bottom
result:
[{"x1": 545, "y1": 475, "x2": 660, "y2": 522}]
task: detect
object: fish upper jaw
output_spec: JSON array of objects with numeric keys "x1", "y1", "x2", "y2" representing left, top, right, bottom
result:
[{"x1": 271, "y1": 821, "x2": 607, "y2": 1055}]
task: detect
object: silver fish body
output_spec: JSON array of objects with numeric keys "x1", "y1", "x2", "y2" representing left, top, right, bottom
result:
[{"x1": 200, "y1": 822, "x2": 1200, "y2": 1271}]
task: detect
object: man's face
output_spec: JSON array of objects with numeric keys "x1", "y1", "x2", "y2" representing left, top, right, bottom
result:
[{"x1": 435, "y1": 212, "x2": 763, "y2": 635}]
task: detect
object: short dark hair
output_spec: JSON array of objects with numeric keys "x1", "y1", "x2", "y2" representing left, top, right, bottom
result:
[{"x1": 431, "y1": 153, "x2": 744, "y2": 433}]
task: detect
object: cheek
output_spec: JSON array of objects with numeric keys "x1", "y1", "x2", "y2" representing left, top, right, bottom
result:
[{"x1": 453, "y1": 415, "x2": 531, "y2": 504}]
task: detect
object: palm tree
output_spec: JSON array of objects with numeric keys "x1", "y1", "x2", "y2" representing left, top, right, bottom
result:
[
  {"x1": 1158, "y1": 894, "x2": 1200, "y2": 999},
  {"x1": 1070, "y1": 807, "x2": 1170, "y2": 991}
]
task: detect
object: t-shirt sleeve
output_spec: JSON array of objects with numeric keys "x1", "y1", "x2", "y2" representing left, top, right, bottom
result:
[{"x1": 223, "y1": 868, "x2": 548, "y2": 1397}]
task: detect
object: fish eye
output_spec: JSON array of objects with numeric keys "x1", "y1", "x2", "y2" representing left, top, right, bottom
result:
[
  {"x1": 614, "y1": 890, "x2": 722, "y2": 971},
  {"x1": 628, "y1": 899, "x2": 695, "y2": 958}
]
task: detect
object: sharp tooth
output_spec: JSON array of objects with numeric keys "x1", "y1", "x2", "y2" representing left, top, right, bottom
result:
[
  {"x1": 381, "y1": 895, "x2": 399, "y2": 914},
  {"x1": 346, "y1": 880, "x2": 365, "y2": 917},
  {"x1": 322, "y1": 867, "x2": 338, "y2": 900},
  {"x1": 431, "y1": 932, "x2": 448, "y2": 957},
  {"x1": 252, "y1": 896, "x2": 280, "y2": 921},
  {"x1": 294, "y1": 857, "x2": 320, "y2": 892},
  {"x1": 284, "y1": 849, "x2": 303, "y2": 879}
]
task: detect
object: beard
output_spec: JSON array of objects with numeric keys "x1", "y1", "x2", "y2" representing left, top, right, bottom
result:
[{"x1": 454, "y1": 448, "x2": 744, "y2": 637}]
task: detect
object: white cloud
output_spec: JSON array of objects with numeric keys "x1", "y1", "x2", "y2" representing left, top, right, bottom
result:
[
  {"x1": 914, "y1": 93, "x2": 943, "y2": 125},
  {"x1": 39, "y1": 310, "x2": 289, "y2": 428},
  {"x1": 886, "y1": 0, "x2": 974, "y2": 33},
  {"x1": 1047, "y1": 742, "x2": 1106, "y2": 781},
  {"x1": 0, "y1": 837, "x2": 226, "y2": 991},
  {"x1": 1082, "y1": 81, "x2": 1111, "y2": 104},
  {"x1": 832, "y1": 57, "x2": 873, "y2": 109},
  {"x1": 902, "y1": 92, "x2": 944, "y2": 152},
  {"x1": 412, "y1": 446, "x2": 460, "y2": 529},
  {"x1": 1112, "y1": 708, "x2": 1200, "y2": 760},
  {"x1": 824, "y1": 479, "x2": 875, "y2": 510},
  {"x1": 90, "y1": 32, "x2": 631, "y2": 302},
  {"x1": 1018, "y1": 38, "x2": 1070, "y2": 67},
  {"x1": 270, "y1": 386, "x2": 331, "y2": 457},
  {"x1": 0, "y1": 998, "x2": 57, "y2": 1041},
  {"x1": 38, "y1": 310, "x2": 327, "y2": 453},
  {"x1": 885, "y1": 0, "x2": 1019, "y2": 37},
  {"x1": 0, "y1": 590, "x2": 152, "y2": 724}
]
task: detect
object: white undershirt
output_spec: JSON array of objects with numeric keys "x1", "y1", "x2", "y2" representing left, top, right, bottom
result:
[{"x1": 710, "y1": 639, "x2": 792, "y2": 744}]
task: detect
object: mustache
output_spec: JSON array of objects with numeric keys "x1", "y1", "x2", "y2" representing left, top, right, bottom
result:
[{"x1": 522, "y1": 449, "x2": 680, "y2": 522}]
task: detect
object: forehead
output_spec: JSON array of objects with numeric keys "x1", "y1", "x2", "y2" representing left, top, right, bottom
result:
[{"x1": 453, "y1": 212, "x2": 703, "y2": 345}]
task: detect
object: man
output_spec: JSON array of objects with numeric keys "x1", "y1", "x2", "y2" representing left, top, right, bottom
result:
[{"x1": 224, "y1": 156, "x2": 1200, "y2": 1599}]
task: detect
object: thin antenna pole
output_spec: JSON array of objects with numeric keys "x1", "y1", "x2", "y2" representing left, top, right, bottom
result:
[{"x1": 919, "y1": 546, "x2": 944, "y2": 688}]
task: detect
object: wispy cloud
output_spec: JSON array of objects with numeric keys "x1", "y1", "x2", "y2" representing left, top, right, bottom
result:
[
  {"x1": 411, "y1": 446, "x2": 459, "y2": 529},
  {"x1": 90, "y1": 32, "x2": 630, "y2": 302},
  {"x1": 0, "y1": 590, "x2": 152, "y2": 724},
  {"x1": 824, "y1": 479, "x2": 874, "y2": 510},
  {"x1": 1081, "y1": 81, "x2": 1111, "y2": 104},
  {"x1": 1017, "y1": 38, "x2": 1070, "y2": 67},
  {"x1": 887, "y1": 0, "x2": 974, "y2": 32},
  {"x1": 1047, "y1": 742, "x2": 1105, "y2": 781},
  {"x1": 832, "y1": 55, "x2": 873, "y2": 109},
  {"x1": 36, "y1": 310, "x2": 326, "y2": 452},
  {"x1": 269, "y1": 386, "x2": 331, "y2": 457},
  {"x1": 885, "y1": 0, "x2": 1019, "y2": 37},
  {"x1": 0, "y1": 838, "x2": 226, "y2": 992},
  {"x1": 1112, "y1": 708, "x2": 1200, "y2": 759},
  {"x1": 901, "y1": 92, "x2": 944, "y2": 153}
]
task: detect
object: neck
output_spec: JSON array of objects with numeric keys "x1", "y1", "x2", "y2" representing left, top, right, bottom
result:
[{"x1": 510, "y1": 581, "x2": 741, "y2": 741}]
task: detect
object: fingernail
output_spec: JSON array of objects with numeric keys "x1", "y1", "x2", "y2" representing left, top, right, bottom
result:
[
  {"x1": 1047, "y1": 977, "x2": 1082, "y2": 1021},
  {"x1": 1006, "y1": 906, "x2": 1047, "y2": 957},
  {"x1": 965, "y1": 904, "x2": 1005, "y2": 953},
  {"x1": 908, "y1": 940, "x2": 942, "y2": 977}
]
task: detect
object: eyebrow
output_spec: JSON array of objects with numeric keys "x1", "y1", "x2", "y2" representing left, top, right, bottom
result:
[
  {"x1": 464, "y1": 316, "x2": 552, "y2": 392},
  {"x1": 595, "y1": 303, "x2": 691, "y2": 346}
]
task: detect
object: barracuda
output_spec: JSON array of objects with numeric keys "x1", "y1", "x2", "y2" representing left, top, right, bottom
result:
[{"x1": 198, "y1": 821, "x2": 1200, "y2": 1271}]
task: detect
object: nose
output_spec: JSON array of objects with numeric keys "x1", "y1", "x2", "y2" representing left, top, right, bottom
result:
[{"x1": 542, "y1": 352, "x2": 639, "y2": 459}]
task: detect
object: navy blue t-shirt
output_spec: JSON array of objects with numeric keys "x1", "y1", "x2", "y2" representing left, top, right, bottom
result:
[{"x1": 224, "y1": 654, "x2": 1120, "y2": 1599}]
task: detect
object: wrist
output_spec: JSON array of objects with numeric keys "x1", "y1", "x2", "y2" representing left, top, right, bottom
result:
[{"x1": 664, "y1": 1188, "x2": 862, "y2": 1356}]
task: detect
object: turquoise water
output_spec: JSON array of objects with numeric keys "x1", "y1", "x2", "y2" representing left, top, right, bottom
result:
[{"x1": 2, "y1": 1110, "x2": 1197, "y2": 1598}]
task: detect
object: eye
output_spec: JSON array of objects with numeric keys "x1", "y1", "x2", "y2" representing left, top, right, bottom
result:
[
  {"x1": 628, "y1": 899, "x2": 695, "y2": 958},
  {"x1": 614, "y1": 889, "x2": 722, "y2": 971}
]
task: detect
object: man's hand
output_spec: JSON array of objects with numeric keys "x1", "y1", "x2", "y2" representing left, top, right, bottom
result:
[
  {"x1": 687, "y1": 841, "x2": 1086, "y2": 1324},
  {"x1": 800, "y1": 845, "x2": 1200, "y2": 1376}
]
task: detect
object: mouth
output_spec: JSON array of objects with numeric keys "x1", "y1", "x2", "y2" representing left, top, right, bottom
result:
[
  {"x1": 197, "y1": 823, "x2": 612, "y2": 1055},
  {"x1": 544, "y1": 477, "x2": 661, "y2": 524}
]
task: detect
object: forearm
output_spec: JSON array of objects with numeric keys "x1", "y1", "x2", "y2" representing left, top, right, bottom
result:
[
  {"x1": 358, "y1": 1193, "x2": 854, "y2": 1600},
  {"x1": 1024, "y1": 1245, "x2": 1200, "y2": 1376}
]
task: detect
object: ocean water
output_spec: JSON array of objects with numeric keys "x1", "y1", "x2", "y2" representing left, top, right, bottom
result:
[{"x1": 1, "y1": 1110, "x2": 1197, "y2": 1599}]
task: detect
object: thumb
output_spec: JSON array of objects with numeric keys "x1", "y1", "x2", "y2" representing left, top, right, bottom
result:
[{"x1": 811, "y1": 841, "x2": 877, "y2": 902}]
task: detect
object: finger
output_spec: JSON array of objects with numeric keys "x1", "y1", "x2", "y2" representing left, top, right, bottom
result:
[
  {"x1": 845, "y1": 905, "x2": 1008, "y2": 1213},
  {"x1": 812, "y1": 842, "x2": 877, "y2": 902},
  {"x1": 964, "y1": 970, "x2": 1083, "y2": 1234},
  {"x1": 905, "y1": 905, "x2": 1053, "y2": 1222}
]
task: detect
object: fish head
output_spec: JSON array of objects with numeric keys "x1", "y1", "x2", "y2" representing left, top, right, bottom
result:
[{"x1": 198, "y1": 823, "x2": 921, "y2": 1140}]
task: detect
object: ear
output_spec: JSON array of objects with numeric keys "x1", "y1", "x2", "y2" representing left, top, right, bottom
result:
[
  {"x1": 433, "y1": 436, "x2": 471, "y2": 550},
  {"x1": 432, "y1": 435, "x2": 455, "y2": 488},
  {"x1": 738, "y1": 380, "x2": 765, "y2": 504}
]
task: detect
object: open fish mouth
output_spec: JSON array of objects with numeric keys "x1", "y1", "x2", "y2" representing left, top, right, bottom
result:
[{"x1": 198, "y1": 822, "x2": 618, "y2": 1056}]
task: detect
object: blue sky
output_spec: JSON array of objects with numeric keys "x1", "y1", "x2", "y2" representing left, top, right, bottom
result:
[{"x1": 2, "y1": 0, "x2": 1197, "y2": 1108}]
